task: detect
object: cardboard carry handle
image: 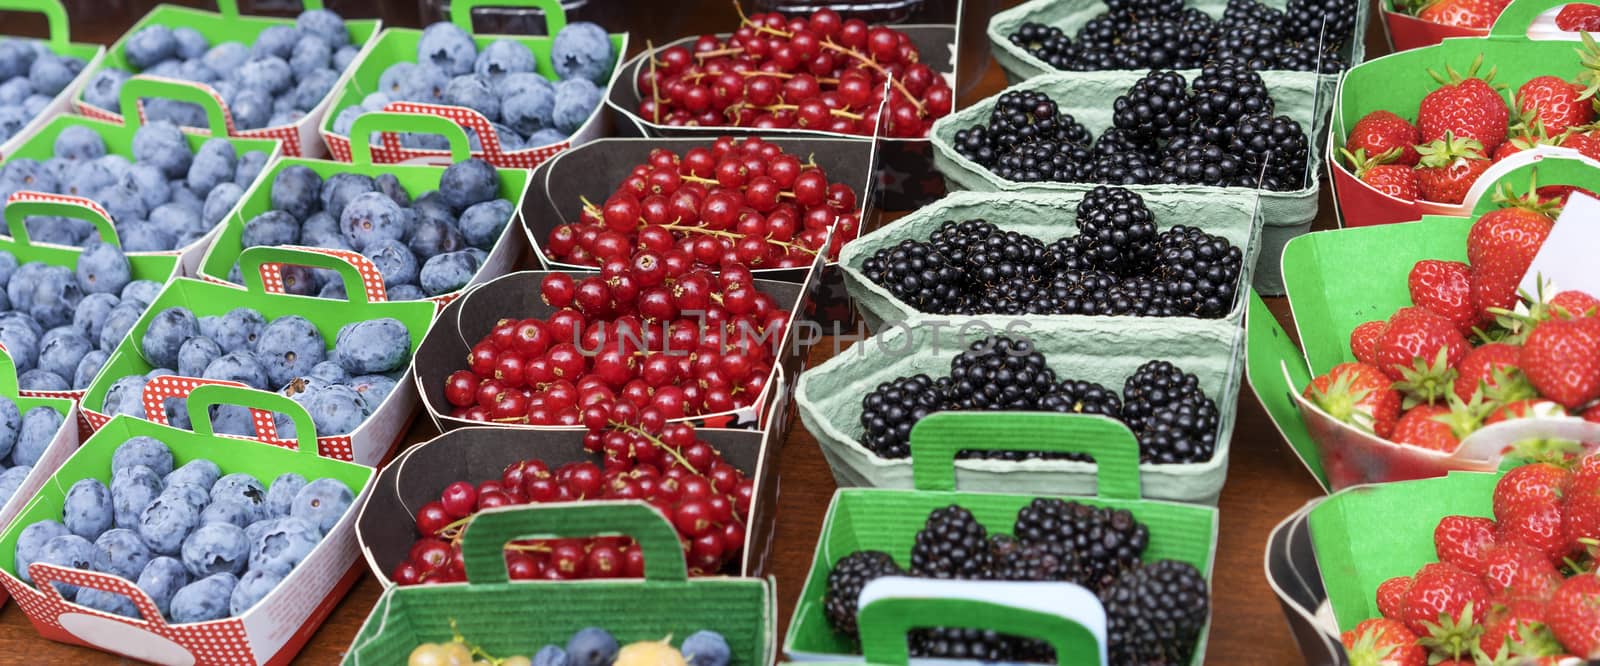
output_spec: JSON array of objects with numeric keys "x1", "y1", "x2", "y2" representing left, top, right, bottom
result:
[
  {"x1": 450, "y1": 0, "x2": 567, "y2": 34},
  {"x1": 347, "y1": 111, "x2": 471, "y2": 164},
  {"x1": 1468, "y1": 154, "x2": 1600, "y2": 217},
  {"x1": 383, "y1": 101, "x2": 504, "y2": 155},
  {"x1": 1490, "y1": 0, "x2": 1580, "y2": 35},
  {"x1": 908, "y1": 412, "x2": 1142, "y2": 500},
  {"x1": 210, "y1": 0, "x2": 325, "y2": 18},
  {"x1": 185, "y1": 384, "x2": 322, "y2": 454},
  {"x1": 237, "y1": 245, "x2": 389, "y2": 304},
  {"x1": 3, "y1": 192, "x2": 122, "y2": 249},
  {"x1": 459, "y1": 501, "x2": 687, "y2": 584},
  {"x1": 0, "y1": 344, "x2": 20, "y2": 396},
  {"x1": 27, "y1": 561, "x2": 170, "y2": 626},
  {"x1": 0, "y1": 0, "x2": 71, "y2": 49},
  {"x1": 117, "y1": 75, "x2": 232, "y2": 138},
  {"x1": 856, "y1": 579, "x2": 1105, "y2": 665}
]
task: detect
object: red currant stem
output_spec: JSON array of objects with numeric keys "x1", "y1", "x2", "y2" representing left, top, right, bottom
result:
[
  {"x1": 737, "y1": 70, "x2": 840, "y2": 85},
  {"x1": 492, "y1": 416, "x2": 530, "y2": 424},
  {"x1": 693, "y1": 47, "x2": 745, "y2": 59},
  {"x1": 609, "y1": 421, "x2": 699, "y2": 474},
  {"x1": 505, "y1": 543, "x2": 552, "y2": 553},
  {"x1": 759, "y1": 103, "x2": 864, "y2": 120},
  {"x1": 434, "y1": 514, "x2": 475, "y2": 542},
  {"x1": 646, "y1": 39, "x2": 663, "y2": 124},
  {"x1": 660, "y1": 223, "x2": 819, "y2": 255},
  {"x1": 817, "y1": 40, "x2": 927, "y2": 115},
  {"x1": 681, "y1": 174, "x2": 720, "y2": 186}
]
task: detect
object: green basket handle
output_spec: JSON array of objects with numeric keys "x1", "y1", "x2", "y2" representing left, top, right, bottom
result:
[
  {"x1": 185, "y1": 383, "x2": 320, "y2": 454},
  {"x1": 210, "y1": 0, "x2": 324, "y2": 18},
  {"x1": 908, "y1": 412, "x2": 1142, "y2": 500},
  {"x1": 3, "y1": 192, "x2": 122, "y2": 249},
  {"x1": 348, "y1": 111, "x2": 472, "y2": 165},
  {"x1": 450, "y1": 0, "x2": 567, "y2": 34},
  {"x1": 0, "y1": 0, "x2": 71, "y2": 49},
  {"x1": 237, "y1": 245, "x2": 388, "y2": 304},
  {"x1": 1490, "y1": 0, "x2": 1582, "y2": 36},
  {"x1": 1468, "y1": 157, "x2": 1600, "y2": 217},
  {"x1": 856, "y1": 584, "x2": 1104, "y2": 665},
  {"x1": 117, "y1": 75, "x2": 233, "y2": 137},
  {"x1": 0, "y1": 344, "x2": 20, "y2": 396},
  {"x1": 459, "y1": 501, "x2": 686, "y2": 584}
]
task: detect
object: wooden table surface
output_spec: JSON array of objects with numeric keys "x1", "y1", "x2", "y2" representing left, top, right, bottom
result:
[{"x1": 0, "y1": 0, "x2": 1386, "y2": 662}]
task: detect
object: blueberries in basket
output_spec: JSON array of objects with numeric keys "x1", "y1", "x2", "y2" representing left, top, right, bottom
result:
[
  {"x1": 138, "y1": 490, "x2": 202, "y2": 556},
  {"x1": 142, "y1": 307, "x2": 201, "y2": 370},
  {"x1": 172, "y1": 27, "x2": 209, "y2": 61},
  {"x1": 167, "y1": 459, "x2": 220, "y2": 490},
  {"x1": 210, "y1": 473, "x2": 267, "y2": 523},
  {"x1": 229, "y1": 567, "x2": 283, "y2": 616},
  {"x1": 202, "y1": 352, "x2": 270, "y2": 391},
  {"x1": 14, "y1": 406, "x2": 63, "y2": 466},
  {"x1": 18, "y1": 369, "x2": 66, "y2": 391},
  {"x1": 417, "y1": 23, "x2": 477, "y2": 77},
  {"x1": 439, "y1": 158, "x2": 498, "y2": 211},
  {"x1": 332, "y1": 318, "x2": 409, "y2": 375},
  {"x1": 39, "y1": 330, "x2": 92, "y2": 380},
  {"x1": 64, "y1": 478, "x2": 114, "y2": 539},
  {"x1": 403, "y1": 64, "x2": 451, "y2": 105},
  {"x1": 92, "y1": 527, "x2": 152, "y2": 580},
  {"x1": 137, "y1": 555, "x2": 189, "y2": 617},
  {"x1": 75, "y1": 587, "x2": 139, "y2": 618},
  {"x1": 338, "y1": 191, "x2": 406, "y2": 251},
  {"x1": 181, "y1": 523, "x2": 249, "y2": 577},
  {"x1": 270, "y1": 165, "x2": 323, "y2": 221},
  {"x1": 0, "y1": 466, "x2": 32, "y2": 504},
  {"x1": 248, "y1": 516, "x2": 319, "y2": 575},
  {"x1": 288, "y1": 37, "x2": 331, "y2": 76},
  {"x1": 242, "y1": 210, "x2": 302, "y2": 248},
  {"x1": 301, "y1": 384, "x2": 369, "y2": 439},
  {"x1": 37, "y1": 534, "x2": 95, "y2": 599},
  {"x1": 201, "y1": 499, "x2": 254, "y2": 529},
  {"x1": 170, "y1": 571, "x2": 237, "y2": 622},
  {"x1": 288, "y1": 478, "x2": 351, "y2": 534},
  {"x1": 178, "y1": 336, "x2": 222, "y2": 378},
  {"x1": 264, "y1": 473, "x2": 307, "y2": 520},
  {"x1": 362, "y1": 239, "x2": 418, "y2": 289},
  {"x1": 551, "y1": 22, "x2": 614, "y2": 85},
  {"x1": 458, "y1": 198, "x2": 513, "y2": 250},
  {"x1": 111, "y1": 465, "x2": 164, "y2": 530},
  {"x1": 73, "y1": 350, "x2": 109, "y2": 390},
  {"x1": 552, "y1": 78, "x2": 601, "y2": 135},
  {"x1": 236, "y1": 150, "x2": 269, "y2": 189},
  {"x1": 126, "y1": 25, "x2": 179, "y2": 70},
  {"x1": 30, "y1": 54, "x2": 84, "y2": 98},
  {"x1": 255, "y1": 315, "x2": 325, "y2": 387},
  {"x1": 54, "y1": 126, "x2": 107, "y2": 162},
  {"x1": 419, "y1": 250, "x2": 481, "y2": 296},
  {"x1": 14, "y1": 520, "x2": 70, "y2": 584},
  {"x1": 443, "y1": 75, "x2": 500, "y2": 123}
]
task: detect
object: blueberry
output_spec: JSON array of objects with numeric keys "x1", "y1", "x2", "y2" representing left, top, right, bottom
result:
[
  {"x1": 297, "y1": 212, "x2": 347, "y2": 250},
  {"x1": 0, "y1": 324, "x2": 39, "y2": 372},
  {"x1": 307, "y1": 362, "x2": 349, "y2": 384},
  {"x1": 27, "y1": 266, "x2": 84, "y2": 330},
  {"x1": 131, "y1": 121, "x2": 193, "y2": 179},
  {"x1": 126, "y1": 25, "x2": 179, "y2": 70},
  {"x1": 329, "y1": 106, "x2": 362, "y2": 137},
  {"x1": 304, "y1": 384, "x2": 368, "y2": 436},
  {"x1": 73, "y1": 350, "x2": 110, "y2": 390},
  {"x1": 252, "y1": 25, "x2": 301, "y2": 61},
  {"x1": 18, "y1": 368, "x2": 66, "y2": 390},
  {"x1": 186, "y1": 139, "x2": 237, "y2": 193},
  {"x1": 332, "y1": 318, "x2": 410, "y2": 375},
  {"x1": 214, "y1": 307, "x2": 266, "y2": 351},
  {"x1": 400, "y1": 132, "x2": 449, "y2": 150},
  {"x1": 474, "y1": 39, "x2": 535, "y2": 84},
  {"x1": 121, "y1": 279, "x2": 162, "y2": 307},
  {"x1": 0, "y1": 465, "x2": 30, "y2": 502},
  {"x1": 100, "y1": 374, "x2": 147, "y2": 418},
  {"x1": 288, "y1": 37, "x2": 331, "y2": 76},
  {"x1": 241, "y1": 210, "x2": 300, "y2": 248},
  {"x1": 92, "y1": 528, "x2": 152, "y2": 581},
  {"x1": 113, "y1": 162, "x2": 170, "y2": 210},
  {"x1": 254, "y1": 315, "x2": 325, "y2": 387},
  {"x1": 63, "y1": 478, "x2": 113, "y2": 539},
  {"x1": 293, "y1": 68, "x2": 340, "y2": 111},
  {"x1": 15, "y1": 520, "x2": 70, "y2": 584},
  {"x1": 264, "y1": 473, "x2": 308, "y2": 519},
  {"x1": 0, "y1": 250, "x2": 15, "y2": 287},
  {"x1": 200, "y1": 42, "x2": 247, "y2": 76},
  {"x1": 229, "y1": 87, "x2": 273, "y2": 131},
  {"x1": 180, "y1": 522, "x2": 248, "y2": 577},
  {"x1": 72, "y1": 239, "x2": 131, "y2": 297},
  {"x1": 142, "y1": 307, "x2": 200, "y2": 369},
  {"x1": 210, "y1": 473, "x2": 266, "y2": 520},
  {"x1": 228, "y1": 567, "x2": 283, "y2": 616},
  {"x1": 401, "y1": 65, "x2": 450, "y2": 105},
  {"x1": 170, "y1": 571, "x2": 237, "y2": 622},
  {"x1": 0, "y1": 158, "x2": 56, "y2": 191},
  {"x1": 151, "y1": 202, "x2": 204, "y2": 236},
  {"x1": 75, "y1": 587, "x2": 139, "y2": 618},
  {"x1": 144, "y1": 98, "x2": 209, "y2": 128},
  {"x1": 0, "y1": 39, "x2": 37, "y2": 80},
  {"x1": 566, "y1": 627, "x2": 619, "y2": 666},
  {"x1": 235, "y1": 151, "x2": 270, "y2": 188},
  {"x1": 0, "y1": 79, "x2": 31, "y2": 108},
  {"x1": 199, "y1": 499, "x2": 253, "y2": 529},
  {"x1": 333, "y1": 46, "x2": 358, "y2": 71},
  {"x1": 60, "y1": 161, "x2": 115, "y2": 199},
  {"x1": 138, "y1": 491, "x2": 202, "y2": 556},
  {"x1": 443, "y1": 75, "x2": 500, "y2": 123},
  {"x1": 0, "y1": 398, "x2": 18, "y2": 457},
  {"x1": 239, "y1": 55, "x2": 295, "y2": 97},
  {"x1": 163, "y1": 460, "x2": 218, "y2": 492},
  {"x1": 417, "y1": 23, "x2": 477, "y2": 76},
  {"x1": 502, "y1": 86, "x2": 555, "y2": 136},
  {"x1": 53, "y1": 125, "x2": 108, "y2": 162},
  {"x1": 338, "y1": 191, "x2": 406, "y2": 252},
  {"x1": 28, "y1": 54, "x2": 84, "y2": 97},
  {"x1": 439, "y1": 158, "x2": 499, "y2": 211},
  {"x1": 177, "y1": 337, "x2": 222, "y2": 377},
  {"x1": 552, "y1": 22, "x2": 614, "y2": 84},
  {"x1": 136, "y1": 556, "x2": 189, "y2": 617},
  {"x1": 208, "y1": 405, "x2": 255, "y2": 437},
  {"x1": 288, "y1": 478, "x2": 352, "y2": 534},
  {"x1": 99, "y1": 302, "x2": 145, "y2": 352},
  {"x1": 552, "y1": 78, "x2": 601, "y2": 134},
  {"x1": 114, "y1": 436, "x2": 174, "y2": 476},
  {"x1": 202, "y1": 182, "x2": 246, "y2": 228},
  {"x1": 318, "y1": 173, "x2": 375, "y2": 221},
  {"x1": 682, "y1": 630, "x2": 730, "y2": 666},
  {"x1": 111, "y1": 464, "x2": 164, "y2": 530},
  {"x1": 248, "y1": 515, "x2": 320, "y2": 576},
  {"x1": 407, "y1": 216, "x2": 467, "y2": 259},
  {"x1": 270, "y1": 165, "x2": 323, "y2": 220},
  {"x1": 375, "y1": 173, "x2": 409, "y2": 207},
  {"x1": 532, "y1": 645, "x2": 568, "y2": 666},
  {"x1": 419, "y1": 250, "x2": 481, "y2": 296},
  {"x1": 13, "y1": 406, "x2": 63, "y2": 467},
  {"x1": 459, "y1": 198, "x2": 513, "y2": 250},
  {"x1": 297, "y1": 9, "x2": 349, "y2": 49},
  {"x1": 377, "y1": 62, "x2": 419, "y2": 99},
  {"x1": 361, "y1": 239, "x2": 419, "y2": 289},
  {"x1": 172, "y1": 27, "x2": 209, "y2": 60},
  {"x1": 201, "y1": 352, "x2": 270, "y2": 390},
  {"x1": 176, "y1": 59, "x2": 217, "y2": 84},
  {"x1": 37, "y1": 534, "x2": 96, "y2": 599},
  {"x1": 197, "y1": 316, "x2": 222, "y2": 341},
  {"x1": 37, "y1": 327, "x2": 90, "y2": 379},
  {"x1": 278, "y1": 264, "x2": 322, "y2": 296}
]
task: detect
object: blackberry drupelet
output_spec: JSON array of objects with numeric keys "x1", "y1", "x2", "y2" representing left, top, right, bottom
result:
[
  {"x1": 1121, "y1": 360, "x2": 1205, "y2": 432},
  {"x1": 1101, "y1": 560, "x2": 1211, "y2": 665},
  {"x1": 1111, "y1": 70, "x2": 1194, "y2": 142},
  {"x1": 1012, "y1": 498, "x2": 1150, "y2": 593},
  {"x1": 1190, "y1": 59, "x2": 1274, "y2": 143},
  {"x1": 1075, "y1": 185, "x2": 1157, "y2": 276},
  {"x1": 989, "y1": 534, "x2": 1078, "y2": 581},
  {"x1": 823, "y1": 550, "x2": 906, "y2": 638},
  {"x1": 1230, "y1": 112, "x2": 1310, "y2": 191},
  {"x1": 909, "y1": 505, "x2": 992, "y2": 579},
  {"x1": 1138, "y1": 393, "x2": 1221, "y2": 463},
  {"x1": 860, "y1": 374, "x2": 949, "y2": 459},
  {"x1": 1153, "y1": 225, "x2": 1244, "y2": 318},
  {"x1": 859, "y1": 239, "x2": 967, "y2": 313}
]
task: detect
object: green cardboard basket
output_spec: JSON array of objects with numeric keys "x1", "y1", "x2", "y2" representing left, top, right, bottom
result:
[
  {"x1": 81, "y1": 246, "x2": 436, "y2": 466},
  {"x1": 837, "y1": 189, "x2": 1263, "y2": 331},
  {"x1": 342, "y1": 501, "x2": 777, "y2": 666},
  {"x1": 71, "y1": 0, "x2": 382, "y2": 158},
  {"x1": 2, "y1": 76, "x2": 283, "y2": 275},
  {"x1": 928, "y1": 71, "x2": 1324, "y2": 297},
  {"x1": 795, "y1": 317, "x2": 1245, "y2": 505},
  {"x1": 784, "y1": 412, "x2": 1219, "y2": 663},
  {"x1": 195, "y1": 111, "x2": 533, "y2": 305},
  {"x1": 319, "y1": 0, "x2": 627, "y2": 169},
  {"x1": 0, "y1": 0, "x2": 106, "y2": 162},
  {"x1": 0, "y1": 385, "x2": 376, "y2": 664},
  {"x1": 0, "y1": 196, "x2": 182, "y2": 402},
  {"x1": 0, "y1": 345, "x2": 77, "y2": 607}
]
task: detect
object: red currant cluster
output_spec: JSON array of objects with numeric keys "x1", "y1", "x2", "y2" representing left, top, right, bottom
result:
[
  {"x1": 546, "y1": 137, "x2": 860, "y2": 271},
  {"x1": 443, "y1": 262, "x2": 786, "y2": 425},
  {"x1": 636, "y1": 7, "x2": 953, "y2": 137},
  {"x1": 394, "y1": 421, "x2": 755, "y2": 585}
]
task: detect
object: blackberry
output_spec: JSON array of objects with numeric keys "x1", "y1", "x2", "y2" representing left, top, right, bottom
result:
[
  {"x1": 1138, "y1": 393, "x2": 1221, "y2": 463},
  {"x1": 988, "y1": 90, "x2": 1093, "y2": 148},
  {"x1": 909, "y1": 505, "x2": 991, "y2": 579},
  {"x1": 973, "y1": 276, "x2": 1056, "y2": 316},
  {"x1": 1093, "y1": 127, "x2": 1155, "y2": 158},
  {"x1": 1101, "y1": 560, "x2": 1211, "y2": 666},
  {"x1": 1112, "y1": 19, "x2": 1212, "y2": 70},
  {"x1": 1221, "y1": 0, "x2": 1285, "y2": 28},
  {"x1": 1230, "y1": 112, "x2": 1310, "y2": 191},
  {"x1": 992, "y1": 141, "x2": 1092, "y2": 183},
  {"x1": 1284, "y1": 0, "x2": 1358, "y2": 50},
  {"x1": 860, "y1": 374, "x2": 949, "y2": 459},
  {"x1": 1075, "y1": 185, "x2": 1157, "y2": 276},
  {"x1": 1157, "y1": 142, "x2": 1244, "y2": 187},
  {"x1": 1090, "y1": 151, "x2": 1163, "y2": 185},
  {"x1": 1211, "y1": 24, "x2": 1284, "y2": 70},
  {"x1": 1104, "y1": 0, "x2": 1184, "y2": 21},
  {"x1": 859, "y1": 239, "x2": 967, "y2": 313},
  {"x1": 908, "y1": 627, "x2": 1017, "y2": 661},
  {"x1": 1273, "y1": 40, "x2": 1349, "y2": 74},
  {"x1": 952, "y1": 125, "x2": 998, "y2": 166},
  {"x1": 1012, "y1": 498, "x2": 1150, "y2": 593},
  {"x1": 943, "y1": 223, "x2": 1052, "y2": 285},
  {"x1": 1045, "y1": 235, "x2": 1093, "y2": 272},
  {"x1": 1008, "y1": 22, "x2": 1064, "y2": 53},
  {"x1": 946, "y1": 336, "x2": 1059, "y2": 411},
  {"x1": 1105, "y1": 276, "x2": 1185, "y2": 317},
  {"x1": 1111, "y1": 70, "x2": 1194, "y2": 142},
  {"x1": 989, "y1": 534, "x2": 1078, "y2": 582},
  {"x1": 823, "y1": 550, "x2": 905, "y2": 638},
  {"x1": 1040, "y1": 379, "x2": 1123, "y2": 419},
  {"x1": 1046, "y1": 269, "x2": 1119, "y2": 316},
  {"x1": 1153, "y1": 225, "x2": 1244, "y2": 318},
  {"x1": 1190, "y1": 59, "x2": 1275, "y2": 143},
  {"x1": 1121, "y1": 360, "x2": 1205, "y2": 432}
]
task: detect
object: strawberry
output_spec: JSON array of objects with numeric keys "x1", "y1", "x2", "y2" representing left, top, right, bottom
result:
[
  {"x1": 1402, "y1": 562, "x2": 1490, "y2": 636},
  {"x1": 1417, "y1": 60, "x2": 1510, "y2": 153},
  {"x1": 1549, "y1": 290, "x2": 1600, "y2": 318},
  {"x1": 1479, "y1": 598, "x2": 1562, "y2": 659},
  {"x1": 1409, "y1": 259, "x2": 1478, "y2": 335},
  {"x1": 1345, "y1": 111, "x2": 1423, "y2": 167},
  {"x1": 1352, "y1": 320, "x2": 1388, "y2": 365},
  {"x1": 1556, "y1": 2, "x2": 1600, "y2": 30},
  {"x1": 1341, "y1": 617, "x2": 1426, "y2": 666},
  {"x1": 1435, "y1": 515, "x2": 1499, "y2": 575},
  {"x1": 1467, "y1": 195, "x2": 1555, "y2": 321},
  {"x1": 1560, "y1": 130, "x2": 1600, "y2": 161},
  {"x1": 1485, "y1": 398, "x2": 1567, "y2": 424},
  {"x1": 1377, "y1": 308, "x2": 1469, "y2": 406},
  {"x1": 1586, "y1": 404, "x2": 1600, "y2": 423},
  {"x1": 1517, "y1": 76, "x2": 1594, "y2": 135},
  {"x1": 1414, "y1": 134, "x2": 1490, "y2": 204},
  {"x1": 1536, "y1": 184, "x2": 1599, "y2": 208},
  {"x1": 1392, "y1": 398, "x2": 1481, "y2": 451},
  {"x1": 1519, "y1": 316, "x2": 1600, "y2": 409},
  {"x1": 1569, "y1": 453, "x2": 1600, "y2": 498},
  {"x1": 1545, "y1": 573, "x2": 1600, "y2": 658},
  {"x1": 1380, "y1": 575, "x2": 1415, "y2": 620},
  {"x1": 1482, "y1": 542, "x2": 1562, "y2": 601},
  {"x1": 1498, "y1": 501, "x2": 1570, "y2": 564},
  {"x1": 1343, "y1": 147, "x2": 1423, "y2": 201},
  {"x1": 1304, "y1": 362, "x2": 1404, "y2": 438},
  {"x1": 1417, "y1": 0, "x2": 1505, "y2": 28},
  {"x1": 1560, "y1": 492, "x2": 1600, "y2": 559},
  {"x1": 1453, "y1": 343, "x2": 1529, "y2": 403},
  {"x1": 1494, "y1": 463, "x2": 1573, "y2": 521}
]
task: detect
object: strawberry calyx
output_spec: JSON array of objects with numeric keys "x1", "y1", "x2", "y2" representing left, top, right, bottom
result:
[
  {"x1": 1340, "y1": 146, "x2": 1404, "y2": 176},
  {"x1": 1416, "y1": 132, "x2": 1489, "y2": 168},
  {"x1": 1427, "y1": 54, "x2": 1502, "y2": 91},
  {"x1": 1577, "y1": 32, "x2": 1600, "y2": 102},
  {"x1": 1430, "y1": 392, "x2": 1489, "y2": 440},
  {"x1": 1488, "y1": 170, "x2": 1563, "y2": 220},
  {"x1": 1417, "y1": 602, "x2": 1484, "y2": 662},
  {"x1": 1481, "y1": 367, "x2": 1540, "y2": 409},
  {"x1": 1345, "y1": 622, "x2": 1405, "y2": 666},
  {"x1": 1396, "y1": 347, "x2": 1463, "y2": 410},
  {"x1": 1306, "y1": 369, "x2": 1381, "y2": 435}
]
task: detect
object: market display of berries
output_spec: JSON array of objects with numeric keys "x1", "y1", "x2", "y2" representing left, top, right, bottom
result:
[
  {"x1": 635, "y1": 7, "x2": 954, "y2": 137},
  {"x1": 222, "y1": 158, "x2": 511, "y2": 300},
  {"x1": 1341, "y1": 52, "x2": 1600, "y2": 203},
  {"x1": 392, "y1": 422, "x2": 754, "y2": 585},
  {"x1": 1303, "y1": 189, "x2": 1600, "y2": 453},
  {"x1": 0, "y1": 394, "x2": 67, "y2": 503},
  {"x1": 407, "y1": 626, "x2": 732, "y2": 666},
  {"x1": 0, "y1": 123, "x2": 270, "y2": 251},
  {"x1": 331, "y1": 21, "x2": 614, "y2": 150},
  {"x1": 11, "y1": 436, "x2": 354, "y2": 622},
  {"x1": 952, "y1": 66, "x2": 1311, "y2": 190},
  {"x1": 1341, "y1": 453, "x2": 1600, "y2": 662},
  {"x1": 1008, "y1": 0, "x2": 1355, "y2": 74},
  {"x1": 823, "y1": 501, "x2": 1207, "y2": 664},
  {"x1": 95, "y1": 305, "x2": 411, "y2": 438},
  {"x1": 0, "y1": 38, "x2": 87, "y2": 143},
  {"x1": 544, "y1": 136, "x2": 860, "y2": 270},
  {"x1": 860, "y1": 186, "x2": 1244, "y2": 318},
  {"x1": 860, "y1": 335, "x2": 1220, "y2": 465},
  {"x1": 85, "y1": 10, "x2": 358, "y2": 130}
]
